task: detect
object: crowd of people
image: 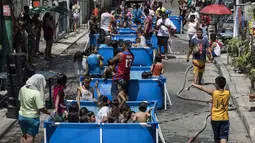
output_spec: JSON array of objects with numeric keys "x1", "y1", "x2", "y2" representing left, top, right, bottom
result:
[
  {"x1": 17, "y1": 0, "x2": 231, "y2": 143},
  {"x1": 13, "y1": 0, "x2": 81, "y2": 65},
  {"x1": 13, "y1": 6, "x2": 56, "y2": 63}
]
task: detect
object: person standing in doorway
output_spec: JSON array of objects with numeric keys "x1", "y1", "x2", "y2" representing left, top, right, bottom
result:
[{"x1": 43, "y1": 13, "x2": 54, "y2": 61}]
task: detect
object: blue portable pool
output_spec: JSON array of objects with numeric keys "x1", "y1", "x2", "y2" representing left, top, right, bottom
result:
[
  {"x1": 89, "y1": 34, "x2": 158, "y2": 49},
  {"x1": 116, "y1": 16, "x2": 182, "y2": 33},
  {"x1": 98, "y1": 46, "x2": 154, "y2": 66},
  {"x1": 89, "y1": 69, "x2": 166, "y2": 109},
  {"x1": 79, "y1": 67, "x2": 166, "y2": 109},
  {"x1": 116, "y1": 28, "x2": 137, "y2": 34},
  {"x1": 43, "y1": 101, "x2": 159, "y2": 143}
]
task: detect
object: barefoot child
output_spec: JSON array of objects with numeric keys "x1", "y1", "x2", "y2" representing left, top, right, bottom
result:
[
  {"x1": 192, "y1": 76, "x2": 230, "y2": 143},
  {"x1": 151, "y1": 54, "x2": 164, "y2": 77}
]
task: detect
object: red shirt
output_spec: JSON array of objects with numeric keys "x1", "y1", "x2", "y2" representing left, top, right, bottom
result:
[
  {"x1": 152, "y1": 63, "x2": 163, "y2": 76},
  {"x1": 202, "y1": 15, "x2": 211, "y2": 26},
  {"x1": 113, "y1": 50, "x2": 134, "y2": 81},
  {"x1": 53, "y1": 85, "x2": 66, "y2": 113},
  {"x1": 92, "y1": 8, "x2": 99, "y2": 17}
]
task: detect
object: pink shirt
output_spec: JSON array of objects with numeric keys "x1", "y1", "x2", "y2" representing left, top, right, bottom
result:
[
  {"x1": 53, "y1": 85, "x2": 66, "y2": 113},
  {"x1": 145, "y1": 15, "x2": 153, "y2": 33}
]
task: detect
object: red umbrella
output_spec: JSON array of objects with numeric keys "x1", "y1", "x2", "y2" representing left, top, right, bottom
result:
[{"x1": 200, "y1": 4, "x2": 232, "y2": 15}]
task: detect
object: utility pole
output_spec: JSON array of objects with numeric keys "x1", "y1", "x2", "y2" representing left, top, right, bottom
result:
[
  {"x1": 233, "y1": 0, "x2": 239, "y2": 37},
  {"x1": 0, "y1": 0, "x2": 13, "y2": 70}
]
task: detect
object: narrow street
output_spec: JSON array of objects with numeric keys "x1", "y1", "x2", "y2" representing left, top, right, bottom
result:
[
  {"x1": 0, "y1": 28, "x2": 251, "y2": 143},
  {"x1": 0, "y1": 1, "x2": 252, "y2": 143}
]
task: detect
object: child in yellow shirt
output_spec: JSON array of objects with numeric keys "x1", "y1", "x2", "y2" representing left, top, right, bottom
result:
[{"x1": 192, "y1": 76, "x2": 230, "y2": 143}]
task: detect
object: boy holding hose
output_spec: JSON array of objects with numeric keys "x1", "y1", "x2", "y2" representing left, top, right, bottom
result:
[{"x1": 192, "y1": 76, "x2": 230, "y2": 143}]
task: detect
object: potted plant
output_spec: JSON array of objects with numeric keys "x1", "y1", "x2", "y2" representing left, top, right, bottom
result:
[
  {"x1": 232, "y1": 42, "x2": 255, "y2": 102},
  {"x1": 227, "y1": 37, "x2": 244, "y2": 57}
]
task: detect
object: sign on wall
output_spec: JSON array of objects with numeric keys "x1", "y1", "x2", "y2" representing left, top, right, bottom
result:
[
  {"x1": 33, "y1": 0, "x2": 40, "y2": 7},
  {"x1": 3, "y1": 5, "x2": 11, "y2": 17}
]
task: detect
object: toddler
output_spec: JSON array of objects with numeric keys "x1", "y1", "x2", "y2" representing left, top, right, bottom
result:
[{"x1": 151, "y1": 54, "x2": 164, "y2": 77}]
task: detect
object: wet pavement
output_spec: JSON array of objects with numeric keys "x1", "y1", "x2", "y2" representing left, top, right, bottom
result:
[
  {"x1": 0, "y1": 1, "x2": 250, "y2": 143},
  {"x1": 158, "y1": 59, "x2": 251, "y2": 143}
]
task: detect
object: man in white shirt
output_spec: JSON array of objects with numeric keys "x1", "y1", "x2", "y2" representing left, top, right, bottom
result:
[
  {"x1": 100, "y1": 8, "x2": 115, "y2": 34},
  {"x1": 148, "y1": 6, "x2": 155, "y2": 17},
  {"x1": 156, "y1": 12, "x2": 176, "y2": 59},
  {"x1": 188, "y1": 7, "x2": 200, "y2": 22}
]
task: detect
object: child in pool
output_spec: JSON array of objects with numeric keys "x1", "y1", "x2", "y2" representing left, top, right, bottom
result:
[
  {"x1": 95, "y1": 80, "x2": 110, "y2": 123},
  {"x1": 128, "y1": 111, "x2": 137, "y2": 123},
  {"x1": 141, "y1": 71, "x2": 153, "y2": 79},
  {"x1": 79, "y1": 107, "x2": 89, "y2": 116},
  {"x1": 134, "y1": 102, "x2": 153, "y2": 123},
  {"x1": 76, "y1": 76, "x2": 97, "y2": 108},
  {"x1": 80, "y1": 111, "x2": 96, "y2": 123},
  {"x1": 102, "y1": 59, "x2": 115, "y2": 79},
  {"x1": 107, "y1": 115, "x2": 119, "y2": 123},
  {"x1": 151, "y1": 54, "x2": 164, "y2": 77},
  {"x1": 68, "y1": 103, "x2": 79, "y2": 123},
  {"x1": 119, "y1": 103, "x2": 131, "y2": 123},
  {"x1": 109, "y1": 98, "x2": 120, "y2": 118},
  {"x1": 133, "y1": 29, "x2": 146, "y2": 47}
]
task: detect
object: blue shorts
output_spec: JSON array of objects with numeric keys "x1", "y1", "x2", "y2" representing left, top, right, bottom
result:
[
  {"x1": 207, "y1": 51, "x2": 218, "y2": 57},
  {"x1": 211, "y1": 120, "x2": 230, "y2": 141},
  {"x1": 212, "y1": 51, "x2": 218, "y2": 57},
  {"x1": 19, "y1": 114, "x2": 40, "y2": 136}
]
